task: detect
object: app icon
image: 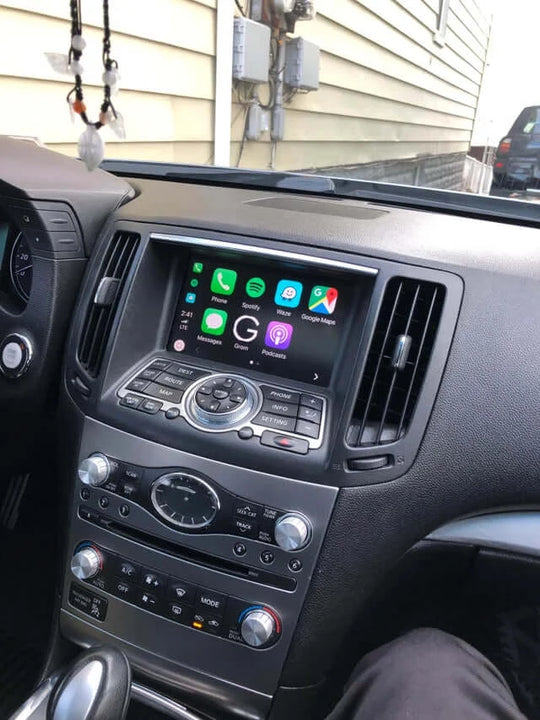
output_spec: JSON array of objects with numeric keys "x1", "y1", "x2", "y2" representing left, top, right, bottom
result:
[
  {"x1": 190, "y1": 279, "x2": 199, "y2": 288},
  {"x1": 211, "y1": 268, "x2": 237, "y2": 296},
  {"x1": 193, "y1": 262, "x2": 204, "y2": 274},
  {"x1": 201, "y1": 309, "x2": 228, "y2": 336},
  {"x1": 233, "y1": 315, "x2": 260, "y2": 343},
  {"x1": 265, "y1": 321, "x2": 294, "y2": 350},
  {"x1": 309, "y1": 286, "x2": 339, "y2": 315},
  {"x1": 275, "y1": 280, "x2": 303, "y2": 308},
  {"x1": 245, "y1": 277, "x2": 266, "y2": 298},
  {"x1": 185, "y1": 292, "x2": 197, "y2": 304},
  {"x1": 173, "y1": 339, "x2": 185, "y2": 352}
]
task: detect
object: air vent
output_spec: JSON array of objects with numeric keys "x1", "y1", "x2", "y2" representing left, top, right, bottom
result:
[
  {"x1": 78, "y1": 231, "x2": 139, "y2": 377},
  {"x1": 347, "y1": 277, "x2": 445, "y2": 447}
]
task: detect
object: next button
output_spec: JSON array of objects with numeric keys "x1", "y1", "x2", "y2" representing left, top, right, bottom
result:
[{"x1": 195, "y1": 589, "x2": 227, "y2": 616}]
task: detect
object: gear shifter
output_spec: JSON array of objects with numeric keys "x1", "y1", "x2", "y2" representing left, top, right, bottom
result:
[{"x1": 9, "y1": 646, "x2": 131, "y2": 720}]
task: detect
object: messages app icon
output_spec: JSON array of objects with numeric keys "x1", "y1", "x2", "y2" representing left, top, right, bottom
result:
[{"x1": 274, "y1": 280, "x2": 303, "y2": 308}]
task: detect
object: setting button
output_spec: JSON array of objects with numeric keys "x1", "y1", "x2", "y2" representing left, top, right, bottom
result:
[
  {"x1": 253, "y1": 412, "x2": 296, "y2": 432},
  {"x1": 261, "y1": 399, "x2": 298, "y2": 417},
  {"x1": 196, "y1": 589, "x2": 227, "y2": 617}
]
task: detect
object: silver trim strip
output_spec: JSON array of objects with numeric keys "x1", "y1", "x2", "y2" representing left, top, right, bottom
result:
[
  {"x1": 131, "y1": 683, "x2": 208, "y2": 720},
  {"x1": 428, "y1": 512, "x2": 540, "y2": 557},
  {"x1": 8, "y1": 672, "x2": 61, "y2": 720},
  {"x1": 150, "y1": 233, "x2": 379, "y2": 276}
]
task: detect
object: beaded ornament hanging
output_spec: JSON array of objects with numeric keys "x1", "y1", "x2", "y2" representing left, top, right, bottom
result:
[{"x1": 46, "y1": 0, "x2": 125, "y2": 170}]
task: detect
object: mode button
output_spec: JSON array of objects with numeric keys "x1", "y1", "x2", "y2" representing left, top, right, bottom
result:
[{"x1": 195, "y1": 589, "x2": 227, "y2": 617}]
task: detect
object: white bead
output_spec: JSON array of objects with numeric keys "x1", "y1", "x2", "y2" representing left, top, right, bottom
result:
[
  {"x1": 71, "y1": 34, "x2": 86, "y2": 51},
  {"x1": 102, "y1": 68, "x2": 120, "y2": 89},
  {"x1": 78, "y1": 126, "x2": 105, "y2": 172},
  {"x1": 107, "y1": 110, "x2": 126, "y2": 139},
  {"x1": 45, "y1": 52, "x2": 71, "y2": 75},
  {"x1": 70, "y1": 59, "x2": 83, "y2": 76}
]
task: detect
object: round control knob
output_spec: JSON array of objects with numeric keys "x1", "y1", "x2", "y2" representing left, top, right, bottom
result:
[
  {"x1": 274, "y1": 513, "x2": 312, "y2": 552},
  {"x1": 240, "y1": 609, "x2": 278, "y2": 648},
  {"x1": 78, "y1": 454, "x2": 110, "y2": 487},
  {"x1": 185, "y1": 374, "x2": 260, "y2": 431},
  {"x1": 71, "y1": 546, "x2": 102, "y2": 580},
  {"x1": 0, "y1": 334, "x2": 32, "y2": 379}
]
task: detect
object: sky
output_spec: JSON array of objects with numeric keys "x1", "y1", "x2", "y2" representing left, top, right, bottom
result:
[{"x1": 472, "y1": 0, "x2": 540, "y2": 146}]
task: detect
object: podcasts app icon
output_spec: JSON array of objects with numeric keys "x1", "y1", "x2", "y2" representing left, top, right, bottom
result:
[{"x1": 265, "y1": 321, "x2": 293, "y2": 350}]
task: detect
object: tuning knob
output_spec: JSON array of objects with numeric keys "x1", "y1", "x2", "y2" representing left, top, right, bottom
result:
[
  {"x1": 71, "y1": 545, "x2": 102, "y2": 580},
  {"x1": 274, "y1": 513, "x2": 312, "y2": 552},
  {"x1": 240, "y1": 609, "x2": 278, "y2": 648},
  {"x1": 78, "y1": 453, "x2": 110, "y2": 487}
]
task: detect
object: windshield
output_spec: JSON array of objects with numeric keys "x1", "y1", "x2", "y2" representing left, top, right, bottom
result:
[{"x1": 1, "y1": 0, "x2": 539, "y2": 203}]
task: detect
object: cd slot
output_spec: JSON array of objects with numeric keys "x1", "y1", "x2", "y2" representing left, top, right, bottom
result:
[{"x1": 87, "y1": 513, "x2": 297, "y2": 592}]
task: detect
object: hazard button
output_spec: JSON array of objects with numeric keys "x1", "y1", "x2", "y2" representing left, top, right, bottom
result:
[{"x1": 260, "y1": 431, "x2": 309, "y2": 455}]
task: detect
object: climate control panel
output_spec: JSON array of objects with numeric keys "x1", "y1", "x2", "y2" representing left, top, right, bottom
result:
[
  {"x1": 69, "y1": 541, "x2": 282, "y2": 649},
  {"x1": 77, "y1": 453, "x2": 313, "y2": 553}
]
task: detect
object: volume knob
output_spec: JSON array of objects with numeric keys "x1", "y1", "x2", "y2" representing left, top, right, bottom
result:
[
  {"x1": 78, "y1": 454, "x2": 110, "y2": 487},
  {"x1": 240, "y1": 609, "x2": 278, "y2": 648},
  {"x1": 71, "y1": 546, "x2": 102, "y2": 580},
  {"x1": 274, "y1": 513, "x2": 312, "y2": 552}
]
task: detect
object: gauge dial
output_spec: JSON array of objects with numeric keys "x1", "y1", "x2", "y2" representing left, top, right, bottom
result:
[
  {"x1": 10, "y1": 233, "x2": 32, "y2": 301},
  {"x1": 150, "y1": 473, "x2": 220, "y2": 529}
]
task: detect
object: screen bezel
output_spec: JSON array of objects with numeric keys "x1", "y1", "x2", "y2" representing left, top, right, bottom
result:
[{"x1": 154, "y1": 233, "x2": 378, "y2": 388}]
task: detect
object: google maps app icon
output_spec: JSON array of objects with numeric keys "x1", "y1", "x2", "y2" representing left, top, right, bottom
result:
[{"x1": 309, "y1": 286, "x2": 339, "y2": 315}]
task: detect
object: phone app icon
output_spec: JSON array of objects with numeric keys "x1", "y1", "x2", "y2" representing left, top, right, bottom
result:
[
  {"x1": 193, "y1": 262, "x2": 204, "y2": 274},
  {"x1": 201, "y1": 309, "x2": 228, "y2": 336},
  {"x1": 309, "y1": 286, "x2": 339, "y2": 315},
  {"x1": 211, "y1": 268, "x2": 237, "y2": 296},
  {"x1": 275, "y1": 280, "x2": 303, "y2": 308},
  {"x1": 265, "y1": 321, "x2": 294, "y2": 350},
  {"x1": 185, "y1": 292, "x2": 197, "y2": 304},
  {"x1": 246, "y1": 277, "x2": 266, "y2": 298}
]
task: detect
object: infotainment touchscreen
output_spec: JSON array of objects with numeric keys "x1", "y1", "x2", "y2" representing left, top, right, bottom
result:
[{"x1": 167, "y1": 251, "x2": 356, "y2": 386}]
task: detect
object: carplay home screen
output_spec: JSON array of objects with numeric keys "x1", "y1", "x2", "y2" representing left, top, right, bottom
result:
[{"x1": 168, "y1": 253, "x2": 355, "y2": 385}]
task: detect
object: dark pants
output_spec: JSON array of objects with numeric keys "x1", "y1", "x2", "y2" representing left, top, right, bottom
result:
[{"x1": 328, "y1": 628, "x2": 527, "y2": 720}]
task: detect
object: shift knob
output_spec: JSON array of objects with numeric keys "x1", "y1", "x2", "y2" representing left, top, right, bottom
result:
[{"x1": 47, "y1": 646, "x2": 131, "y2": 720}]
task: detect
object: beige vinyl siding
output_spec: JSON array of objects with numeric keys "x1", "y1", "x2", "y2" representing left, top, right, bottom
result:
[
  {"x1": 0, "y1": 1, "x2": 215, "y2": 162},
  {"x1": 237, "y1": 0, "x2": 491, "y2": 172}
]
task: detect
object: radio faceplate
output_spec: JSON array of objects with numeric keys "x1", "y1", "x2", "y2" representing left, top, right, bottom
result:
[{"x1": 117, "y1": 358, "x2": 327, "y2": 451}]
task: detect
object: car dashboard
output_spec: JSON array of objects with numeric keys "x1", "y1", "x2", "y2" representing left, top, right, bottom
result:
[{"x1": 2, "y1": 137, "x2": 540, "y2": 720}]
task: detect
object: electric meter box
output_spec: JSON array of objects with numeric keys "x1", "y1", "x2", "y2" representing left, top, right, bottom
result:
[
  {"x1": 233, "y1": 18, "x2": 271, "y2": 84},
  {"x1": 285, "y1": 37, "x2": 320, "y2": 91}
]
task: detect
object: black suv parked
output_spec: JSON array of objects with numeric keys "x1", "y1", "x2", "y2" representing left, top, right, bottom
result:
[{"x1": 490, "y1": 106, "x2": 540, "y2": 195}]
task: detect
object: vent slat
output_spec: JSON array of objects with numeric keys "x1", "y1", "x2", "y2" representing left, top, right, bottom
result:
[
  {"x1": 77, "y1": 231, "x2": 140, "y2": 377},
  {"x1": 355, "y1": 281, "x2": 405, "y2": 446},
  {"x1": 347, "y1": 277, "x2": 445, "y2": 448}
]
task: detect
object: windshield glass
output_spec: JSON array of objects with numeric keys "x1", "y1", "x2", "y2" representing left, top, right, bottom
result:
[{"x1": 1, "y1": 0, "x2": 538, "y2": 203}]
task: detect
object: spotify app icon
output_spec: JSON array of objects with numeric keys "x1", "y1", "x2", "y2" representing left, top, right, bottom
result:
[{"x1": 245, "y1": 277, "x2": 266, "y2": 298}]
